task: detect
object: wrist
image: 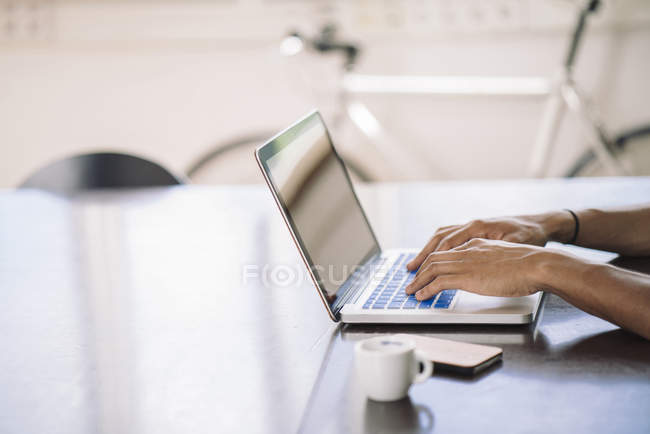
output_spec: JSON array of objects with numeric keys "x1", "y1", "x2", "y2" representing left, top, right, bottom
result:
[
  {"x1": 538, "y1": 211, "x2": 575, "y2": 244},
  {"x1": 528, "y1": 250, "x2": 558, "y2": 294},
  {"x1": 530, "y1": 249, "x2": 590, "y2": 297}
]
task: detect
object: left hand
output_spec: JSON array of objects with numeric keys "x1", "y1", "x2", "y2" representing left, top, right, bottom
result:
[
  {"x1": 404, "y1": 238, "x2": 548, "y2": 301},
  {"x1": 405, "y1": 213, "x2": 567, "y2": 272}
]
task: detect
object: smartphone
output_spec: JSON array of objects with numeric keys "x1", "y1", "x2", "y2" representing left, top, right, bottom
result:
[{"x1": 395, "y1": 334, "x2": 503, "y2": 376}]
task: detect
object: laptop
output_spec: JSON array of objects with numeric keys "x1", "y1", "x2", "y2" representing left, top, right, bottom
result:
[{"x1": 255, "y1": 110, "x2": 543, "y2": 324}]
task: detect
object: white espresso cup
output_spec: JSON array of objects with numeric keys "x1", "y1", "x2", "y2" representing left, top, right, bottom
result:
[{"x1": 355, "y1": 335, "x2": 434, "y2": 402}]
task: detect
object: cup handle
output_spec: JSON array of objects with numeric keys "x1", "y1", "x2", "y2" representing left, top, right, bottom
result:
[{"x1": 413, "y1": 350, "x2": 434, "y2": 383}]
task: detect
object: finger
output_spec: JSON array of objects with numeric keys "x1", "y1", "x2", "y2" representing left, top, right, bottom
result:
[
  {"x1": 407, "y1": 259, "x2": 465, "y2": 294},
  {"x1": 434, "y1": 224, "x2": 486, "y2": 252},
  {"x1": 414, "y1": 249, "x2": 468, "y2": 279},
  {"x1": 503, "y1": 233, "x2": 524, "y2": 243},
  {"x1": 406, "y1": 226, "x2": 458, "y2": 271},
  {"x1": 406, "y1": 261, "x2": 462, "y2": 294},
  {"x1": 415, "y1": 275, "x2": 467, "y2": 301},
  {"x1": 451, "y1": 237, "x2": 484, "y2": 250},
  {"x1": 406, "y1": 226, "x2": 457, "y2": 270},
  {"x1": 437, "y1": 224, "x2": 455, "y2": 231}
]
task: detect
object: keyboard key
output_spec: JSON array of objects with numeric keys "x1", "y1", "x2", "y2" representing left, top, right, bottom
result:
[
  {"x1": 372, "y1": 305, "x2": 386, "y2": 309},
  {"x1": 418, "y1": 299, "x2": 434, "y2": 309},
  {"x1": 363, "y1": 303, "x2": 372, "y2": 309}
]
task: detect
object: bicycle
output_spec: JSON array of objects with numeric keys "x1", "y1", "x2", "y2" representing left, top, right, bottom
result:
[
  {"x1": 529, "y1": 0, "x2": 650, "y2": 178},
  {"x1": 186, "y1": 0, "x2": 650, "y2": 183}
]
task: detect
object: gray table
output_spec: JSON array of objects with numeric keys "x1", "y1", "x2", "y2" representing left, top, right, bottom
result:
[{"x1": 1, "y1": 178, "x2": 649, "y2": 434}]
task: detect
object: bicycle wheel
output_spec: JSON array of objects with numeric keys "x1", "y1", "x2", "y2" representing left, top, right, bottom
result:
[
  {"x1": 186, "y1": 133, "x2": 376, "y2": 184},
  {"x1": 565, "y1": 125, "x2": 650, "y2": 177}
]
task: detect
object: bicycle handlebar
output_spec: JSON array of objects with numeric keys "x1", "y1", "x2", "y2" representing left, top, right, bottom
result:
[{"x1": 288, "y1": 24, "x2": 360, "y2": 71}]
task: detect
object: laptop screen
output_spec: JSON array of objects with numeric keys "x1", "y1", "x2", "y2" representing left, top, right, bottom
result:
[{"x1": 257, "y1": 111, "x2": 380, "y2": 315}]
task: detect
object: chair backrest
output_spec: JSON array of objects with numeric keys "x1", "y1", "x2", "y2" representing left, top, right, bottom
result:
[{"x1": 20, "y1": 152, "x2": 183, "y2": 194}]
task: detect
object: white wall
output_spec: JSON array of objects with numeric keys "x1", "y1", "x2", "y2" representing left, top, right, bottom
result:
[{"x1": 1, "y1": 0, "x2": 649, "y2": 186}]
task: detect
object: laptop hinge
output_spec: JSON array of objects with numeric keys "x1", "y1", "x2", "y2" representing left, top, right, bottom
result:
[{"x1": 332, "y1": 251, "x2": 382, "y2": 315}]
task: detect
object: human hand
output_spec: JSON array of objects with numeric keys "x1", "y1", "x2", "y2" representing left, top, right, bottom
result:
[
  {"x1": 406, "y1": 211, "x2": 573, "y2": 271},
  {"x1": 404, "y1": 238, "x2": 552, "y2": 301}
]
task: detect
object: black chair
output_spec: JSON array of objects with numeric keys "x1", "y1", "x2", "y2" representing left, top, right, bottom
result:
[{"x1": 19, "y1": 152, "x2": 184, "y2": 194}]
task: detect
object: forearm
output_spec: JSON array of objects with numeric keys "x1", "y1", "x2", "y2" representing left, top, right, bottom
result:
[
  {"x1": 535, "y1": 251, "x2": 650, "y2": 340},
  {"x1": 574, "y1": 207, "x2": 650, "y2": 256},
  {"x1": 538, "y1": 206, "x2": 650, "y2": 256}
]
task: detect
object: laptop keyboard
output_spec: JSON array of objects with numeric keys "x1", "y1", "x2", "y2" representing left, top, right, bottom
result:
[{"x1": 362, "y1": 253, "x2": 457, "y2": 310}]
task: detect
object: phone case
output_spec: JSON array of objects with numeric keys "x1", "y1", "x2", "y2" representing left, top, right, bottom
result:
[{"x1": 395, "y1": 334, "x2": 503, "y2": 375}]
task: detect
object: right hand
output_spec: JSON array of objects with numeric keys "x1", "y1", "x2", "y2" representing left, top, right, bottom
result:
[
  {"x1": 405, "y1": 238, "x2": 550, "y2": 300},
  {"x1": 406, "y1": 211, "x2": 573, "y2": 272}
]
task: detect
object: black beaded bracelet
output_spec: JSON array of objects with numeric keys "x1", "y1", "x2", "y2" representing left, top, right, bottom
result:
[{"x1": 565, "y1": 209, "x2": 580, "y2": 244}]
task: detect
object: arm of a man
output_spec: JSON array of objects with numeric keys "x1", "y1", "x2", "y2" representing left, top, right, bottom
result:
[
  {"x1": 405, "y1": 239, "x2": 650, "y2": 340},
  {"x1": 540, "y1": 250, "x2": 650, "y2": 339},
  {"x1": 407, "y1": 204, "x2": 650, "y2": 271},
  {"x1": 574, "y1": 206, "x2": 650, "y2": 256}
]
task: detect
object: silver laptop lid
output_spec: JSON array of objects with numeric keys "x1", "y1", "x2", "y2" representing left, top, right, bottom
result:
[{"x1": 255, "y1": 110, "x2": 381, "y2": 321}]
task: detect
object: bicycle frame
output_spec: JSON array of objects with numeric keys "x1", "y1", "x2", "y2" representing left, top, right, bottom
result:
[
  {"x1": 529, "y1": 0, "x2": 628, "y2": 177},
  {"x1": 339, "y1": 74, "x2": 550, "y2": 180},
  {"x1": 291, "y1": 0, "x2": 628, "y2": 180}
]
